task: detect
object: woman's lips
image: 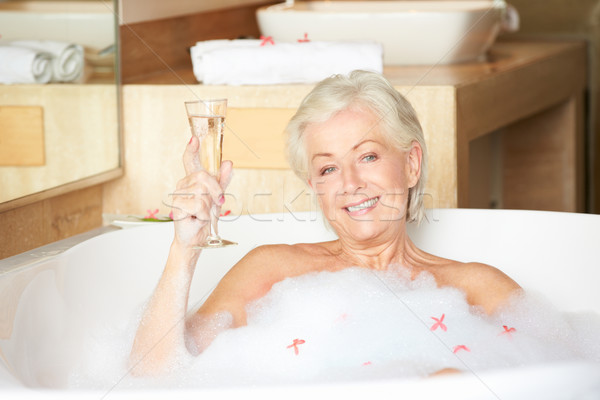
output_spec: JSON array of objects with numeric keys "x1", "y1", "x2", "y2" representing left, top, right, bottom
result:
[{"x1": 345, "y1": 197, "x2": 379, "y2": 213}]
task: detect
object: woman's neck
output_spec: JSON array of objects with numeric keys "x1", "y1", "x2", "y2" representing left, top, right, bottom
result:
[{"x1": 332, "y1": 229, "x2": 417, "y2": 270}]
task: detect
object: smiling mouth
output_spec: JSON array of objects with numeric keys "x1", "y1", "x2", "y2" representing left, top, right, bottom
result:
[{"x1": 345, "y1": 197, "x2": 379, "y2": 213}]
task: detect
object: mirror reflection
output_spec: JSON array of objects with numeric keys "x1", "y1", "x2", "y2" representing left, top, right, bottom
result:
[{"x1": 0, "y1": 0, "x2": 120, "y2": 205}]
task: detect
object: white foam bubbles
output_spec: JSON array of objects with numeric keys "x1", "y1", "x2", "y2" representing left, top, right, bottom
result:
[{"x1": 67, "y1": 265, "x2": 600, "y2": 390}]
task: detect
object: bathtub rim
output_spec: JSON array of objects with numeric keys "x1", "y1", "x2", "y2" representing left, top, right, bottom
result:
[
  {"x1": 1, "y1": 359, "x2": 599, "y2": 399},
  {"x1": 0, "y1": 225, "x2": 119, "y2": 277},
  {"x1": 2, "y1": 207, "x2": 598, "y2": 276}
]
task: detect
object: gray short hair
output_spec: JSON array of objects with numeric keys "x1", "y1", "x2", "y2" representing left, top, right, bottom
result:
[{"x1": 285, "y1": 70, "x2": 428, "y2": 223}]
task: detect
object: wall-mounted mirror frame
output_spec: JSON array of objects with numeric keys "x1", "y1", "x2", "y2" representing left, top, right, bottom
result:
[{"x1": 0, "y1": 0, "x2": 122, "y2": 213}]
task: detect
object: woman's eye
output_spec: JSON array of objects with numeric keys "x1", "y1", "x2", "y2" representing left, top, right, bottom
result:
[
  {"x1": 362, "y1": 154, "x2": 377, "y2": 162},
  {"x1": 321, "y1": 166, "x2": 336, "y2": 175}
]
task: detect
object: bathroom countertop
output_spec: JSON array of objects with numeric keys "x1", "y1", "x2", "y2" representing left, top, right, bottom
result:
[
  {"x1": 125, "y1": 39, "x2": 584, "y2": 88},
  {"x1": 382, "y1": 38, "x2": 584, "y2": 87}
]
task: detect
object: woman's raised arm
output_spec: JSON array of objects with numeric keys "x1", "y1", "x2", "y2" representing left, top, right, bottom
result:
[{"x1": 128, "y1": 136, "x2": 232, "y2": 376}]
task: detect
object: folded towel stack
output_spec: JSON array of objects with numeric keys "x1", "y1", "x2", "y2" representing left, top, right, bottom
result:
[
  {"x1": 0, "y1": 40, "x2": 84, "y2": 84},
  {"x1": 0, "y1": 46, "x2": 53, "y2": 84},
  {"x1": 191, "y1": 39, "x2": 383, "y2": 85}
]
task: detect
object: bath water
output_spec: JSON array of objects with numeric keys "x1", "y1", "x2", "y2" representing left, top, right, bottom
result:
[{"x1": 68, "y1": 265, "x2": 600, "y2": 390}]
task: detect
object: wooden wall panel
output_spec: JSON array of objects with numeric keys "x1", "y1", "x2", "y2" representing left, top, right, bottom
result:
[
  {"x1": 502, "y1": 97, "x2": 584, "y2": 212},
  {"x1": 506, "y1": 0, "x2": 599, "y2": 212},
  {"x1": 0, "y1": 185, "x2": 103, "y2": 259}
]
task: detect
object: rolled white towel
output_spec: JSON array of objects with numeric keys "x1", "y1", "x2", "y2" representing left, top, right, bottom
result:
[
  {"x1": 191, "y1": 39, "x2": 257, "y2": 83},
  {"x1": 11, "y1": 40, "x2": 84, "y2": 82},
  {"x1": 191, "y1": 39, "x2": 383, "y2": 85},
  {"x1": 0, "y1": 46, "x2": 53, "y2": 84}
]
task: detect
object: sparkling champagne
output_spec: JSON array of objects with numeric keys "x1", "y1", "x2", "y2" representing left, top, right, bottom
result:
[{"x1": 189, "y1": 115, "x2": 225, "y2": 177}]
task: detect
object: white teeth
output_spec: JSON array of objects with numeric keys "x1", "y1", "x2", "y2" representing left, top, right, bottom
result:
[{"x1": 346, "y1": 197, "x2": 378, "y2": 212}]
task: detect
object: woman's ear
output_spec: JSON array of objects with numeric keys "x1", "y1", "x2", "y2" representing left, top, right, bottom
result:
[{"x1": 406, "y1": 141, "x2": 422, "y2": 189}]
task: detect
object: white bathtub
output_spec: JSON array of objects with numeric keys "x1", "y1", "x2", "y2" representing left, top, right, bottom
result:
[
  {"x1": 256, "y1": 1, "x2": 519, "y2": 65},
  {"x1": 1, "y1": 209, "x2": 599, "y2": 399}
]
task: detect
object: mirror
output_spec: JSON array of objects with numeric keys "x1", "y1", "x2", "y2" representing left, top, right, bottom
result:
[{"x1": 0, "y1": 0, "x2": 121, "y2": 211}]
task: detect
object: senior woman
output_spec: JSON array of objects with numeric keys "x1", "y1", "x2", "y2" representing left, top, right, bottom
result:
[{"x1": 129, "y1": 70, "x2": 520, "y2": 375}]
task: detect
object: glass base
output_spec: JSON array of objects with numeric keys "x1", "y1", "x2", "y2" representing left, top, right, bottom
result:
[{"x1": 193, "y1": 236, "x2": 237, "y2": 249}]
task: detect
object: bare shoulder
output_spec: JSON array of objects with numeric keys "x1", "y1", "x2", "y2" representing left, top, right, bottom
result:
[
  {"x1": 232, "y1": 243, "x2": 324, "y2": 275},
  {"x1": 241, "y1": 241, "x2": 334, "y2": 265},
  {"x1": 243, "y1": 242, "x2": 317, "y2": 260},
  {"x1": 196, "y1": 242, "x2": 326, "y2": 325},
  {"x1": 436, "y1": 261, "x2": 521, "y2": 315}
]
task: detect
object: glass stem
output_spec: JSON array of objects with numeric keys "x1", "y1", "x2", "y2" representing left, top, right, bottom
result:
[{"x1": 210, "y1": 204, "x2": 220, "y2": 238}]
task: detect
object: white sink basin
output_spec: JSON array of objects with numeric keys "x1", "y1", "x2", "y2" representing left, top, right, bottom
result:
[
  {"x1": 0, "y1": 1, "x2": 114, "y2": 51},
  {"x1": 256, "y1": 1, "x2": 519, "y2": 65}
]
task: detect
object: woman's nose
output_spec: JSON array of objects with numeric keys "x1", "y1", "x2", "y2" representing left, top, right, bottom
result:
[{"x1": 341, "y1": 165, "x2": 365, "y2": 194}]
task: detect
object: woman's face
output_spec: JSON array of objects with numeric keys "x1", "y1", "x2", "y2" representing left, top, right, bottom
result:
[{"x1": 305, "y1": 107, "x2": 421, "y2": 244}]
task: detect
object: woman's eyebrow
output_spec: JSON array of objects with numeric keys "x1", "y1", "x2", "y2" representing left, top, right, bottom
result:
[
  {"x1": 352, "y1": 139, "x2": 379, "y2": 151},
  {"x1": 311, "y1": 152, "x2": 333, "y2": 161},
  {"x1": 311, "y1": 139, "x2": 381, "y2": 161}
]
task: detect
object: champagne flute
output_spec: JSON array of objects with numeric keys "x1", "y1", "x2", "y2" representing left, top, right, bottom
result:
[{"x1": 185, "y1": 99, "x2": 236, "y2": 248}]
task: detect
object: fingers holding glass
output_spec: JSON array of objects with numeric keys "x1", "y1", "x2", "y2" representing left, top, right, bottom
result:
[
  {"x1": 166, "y1": 170, "x2": 220, "y2": 213},
  {"x1": 165, "y1": 176, "x2": 221, "y2": 247}
]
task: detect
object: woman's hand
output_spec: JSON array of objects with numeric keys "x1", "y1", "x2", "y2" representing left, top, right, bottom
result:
[{"x1": 170, "y1": 136, "x2": 233, "y2": 248}]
